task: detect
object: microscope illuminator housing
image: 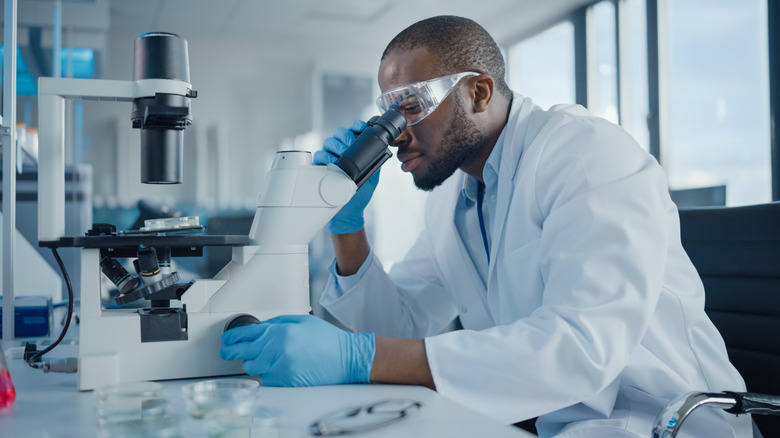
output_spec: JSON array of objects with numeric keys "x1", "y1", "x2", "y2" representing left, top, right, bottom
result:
[{"x1": 131, "y1": 32, "x2": 195, "y2": 184}]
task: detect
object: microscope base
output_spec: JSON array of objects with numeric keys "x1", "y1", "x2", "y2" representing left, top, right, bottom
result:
[{"x1": 76, "y1": 248, "x2": 310, "y2": 391}]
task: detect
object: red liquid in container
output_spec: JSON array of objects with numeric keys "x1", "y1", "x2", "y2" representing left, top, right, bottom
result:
[{"x1": 0, "y1": 368, "x2": 15, "y2": 408}]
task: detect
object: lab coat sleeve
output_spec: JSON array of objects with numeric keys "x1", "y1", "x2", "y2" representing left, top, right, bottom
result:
[
  {"x1": 426, "y1": 116, "x2": 672, "y2": 423},
  {"x1": 320, "y1": 229, "x2": 459, "y2": 338}
]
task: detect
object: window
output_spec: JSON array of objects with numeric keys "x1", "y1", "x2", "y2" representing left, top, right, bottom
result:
[
  {"x1": 507, "y1": 21, "x2": 576, "y2": 109},
  {"x1": 584, "y1": 0, "x2": 649, "y2": 147},
  {"x1": 622, "y1": 0, "x2": 650, "y2": 150},
  {"x1": 665, "y1": 0, "x2": 770, "y2": 206},
  {"x1": 592, "y1": 0, "x2": 619, "y2": 123}
]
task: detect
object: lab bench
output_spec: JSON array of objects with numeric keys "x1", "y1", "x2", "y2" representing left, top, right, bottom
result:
[{"x1": 0, "y1": 343, "x2": 532, "y2": 437}]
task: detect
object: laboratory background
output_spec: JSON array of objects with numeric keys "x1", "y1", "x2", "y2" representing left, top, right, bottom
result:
[
  {"x1": 0, "y1": 0, "x2": 778, "y2": 437},
  {"x1": 3, "y1": 0, "x2": 774, "y2": 310}
]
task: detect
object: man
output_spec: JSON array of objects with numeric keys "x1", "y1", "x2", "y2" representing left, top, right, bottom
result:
[{"x1": 221, "y1": 16, "x2": 753, "y2": 437}]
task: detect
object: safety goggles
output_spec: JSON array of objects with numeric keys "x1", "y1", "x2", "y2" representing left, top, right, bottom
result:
[{"x1": 376, "y1": 71, "x2": 481, "y2": 126}]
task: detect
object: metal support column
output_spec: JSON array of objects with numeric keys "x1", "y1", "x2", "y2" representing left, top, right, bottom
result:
[
  {"x1": 769, "y1": 0, "x2": 780, "y2": 200},
  {"x1": 646, "y1": 0, "x2": 668, "y2": 167},
  {"x1": 573, "y1": 6, "x2": 593, "y2": 108},
  {"x1": 2, "y1": 0, "x2": 18, "y2": 341}
]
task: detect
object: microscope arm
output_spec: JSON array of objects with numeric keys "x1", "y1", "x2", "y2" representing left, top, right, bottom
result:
[
  {"x1": 203, "y1": 110, "x2": 405, "y2": 316},
  {"x1": 202, "y1": 151, "x2": 360, "y2": 315},
  {"x1": 249, "y1": 108, "x2": 407, "y2": 246},
  {"x1": 247, "y1": 152, "x2": 357, "y2": 247}
]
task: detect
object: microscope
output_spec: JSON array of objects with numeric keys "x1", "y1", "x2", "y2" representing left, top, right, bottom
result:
[{"x1": 37, "y1": 32, "x2": 406, "y2": 390}]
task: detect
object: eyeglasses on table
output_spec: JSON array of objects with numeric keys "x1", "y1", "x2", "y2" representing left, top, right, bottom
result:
[{"x1": 310, "y1": 398, "x2": 423, "y2": 436}]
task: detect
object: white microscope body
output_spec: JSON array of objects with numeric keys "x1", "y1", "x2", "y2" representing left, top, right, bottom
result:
[
  {"x1": 37, "y1": 78, "x2": 367, "y2": 391},
  {"x1": 38, "y1": 32, "x2": 403, "y2": 391}
]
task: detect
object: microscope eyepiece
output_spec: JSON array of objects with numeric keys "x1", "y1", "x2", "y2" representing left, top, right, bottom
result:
[
  {"x1": 366, "y1": 109, "x2": 406, "y2": 139},
  {"x1": 336, "y1": 109, "x2": 407, "y2": 188}
]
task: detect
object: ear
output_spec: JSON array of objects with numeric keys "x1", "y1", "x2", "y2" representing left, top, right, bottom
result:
[{"x1": 472, "y1": 75, "x2": 494, "y2": 113}]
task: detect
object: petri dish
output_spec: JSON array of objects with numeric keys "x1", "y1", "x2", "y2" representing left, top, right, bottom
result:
[
  {"x1": 95, "y1": 381, "x2": 167, "y2": 426},
  {"x1": 97, "y1": 415, "x2": 182, "y2": 438},
  {"x1": 94, "y1": 381, "x2": 181, "y2": 437},
  {"x1": 203, "y1": 403, "x2": 281, "y2": 438},
  {"x1": 142, "y1": 216, "x2": 200, "y2": 231},
  {"x1": 95, "y1": 381, "x2": 163, "y2": 400},
  {"x1": 181, "y1": 378, "x2": 260, "y2": 419}
]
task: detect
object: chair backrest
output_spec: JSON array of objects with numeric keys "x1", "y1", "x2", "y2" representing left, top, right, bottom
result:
[
  {"x1": 670, "y1": 184, "x2": 727, "y2": 208},
  {"x1": 678, "y1": 202, "x2": 780, "y2": 437}
]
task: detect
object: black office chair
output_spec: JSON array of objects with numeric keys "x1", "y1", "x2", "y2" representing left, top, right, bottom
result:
[
  {"x1": 669, "y1": 184, "x2": 727, "y2": 208},
  {"x1": 656, "y1": 202, "x2": 780, "y2": 437}
]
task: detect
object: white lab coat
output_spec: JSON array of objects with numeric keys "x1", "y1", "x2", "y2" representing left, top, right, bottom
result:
[{"x1": 320, "y1": 95, "x2": 754, "y2": 438}]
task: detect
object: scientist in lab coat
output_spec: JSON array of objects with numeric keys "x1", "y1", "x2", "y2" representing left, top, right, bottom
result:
[{"x1": 220, "y1": 15, "x2": 754, "y2": 437}]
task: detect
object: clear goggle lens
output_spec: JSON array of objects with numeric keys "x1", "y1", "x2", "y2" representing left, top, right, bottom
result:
[{"x1": 376, "y1": 71, "x2": 480, "y2": 126}]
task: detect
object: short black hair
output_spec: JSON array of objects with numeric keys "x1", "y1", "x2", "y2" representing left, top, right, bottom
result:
[{"x1": 381, "y1": 15, "x2": 512, "y2": 99}]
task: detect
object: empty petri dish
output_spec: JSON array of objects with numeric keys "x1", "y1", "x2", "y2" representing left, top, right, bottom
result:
[
  {"x1": 97, "y1": 415, "x2": 182, "y2": 438},
  {"x1": 181, "y1": 378, "x2": 260, "y2": 419},
  {"x1": 95, "y1": 381, "x2": 163, "y2": 401},
  {"x1": 203, "y1": 404, "x2": 281, "y2": 438},
  {"x1": 94, "y1": 381, "x2": 181, "y2": 437},
  {"x1": 95, "y1": 381, "x2": 167, "y2": 426}
]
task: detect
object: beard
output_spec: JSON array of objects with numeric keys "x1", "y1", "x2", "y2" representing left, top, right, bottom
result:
[{"x1": 413, "y1": 93, "x2": 486, "y2": 191}]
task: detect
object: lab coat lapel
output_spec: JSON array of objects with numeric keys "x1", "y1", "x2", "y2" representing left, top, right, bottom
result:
[
  {"x1": 427, "y1": 172, "x2": 494, "y2": 329},
  {"x1": 486, "y1": 96, "x2": 534, "y2": 310}
]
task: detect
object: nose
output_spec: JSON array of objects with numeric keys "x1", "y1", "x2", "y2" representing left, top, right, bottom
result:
[{"x1": 390, "y1": 125, "x2": 412, "y2": 148}]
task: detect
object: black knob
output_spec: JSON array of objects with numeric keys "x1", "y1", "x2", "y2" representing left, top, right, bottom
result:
[{"x1": 223, "y1": 314, "x2": 260, "y2": 332}]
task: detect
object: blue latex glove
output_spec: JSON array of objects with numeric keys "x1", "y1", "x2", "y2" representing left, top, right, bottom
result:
[
  {"x1": 219, "y1": 314, "x2": 375, "y2": 387},
  {"x1": 313, "y1": 120, "x2": 380, "y2": 234}
]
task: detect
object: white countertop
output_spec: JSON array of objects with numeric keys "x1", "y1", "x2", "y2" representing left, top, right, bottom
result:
[{"x1": 0, "y1": 343, "x2": 533, "y2": 437}]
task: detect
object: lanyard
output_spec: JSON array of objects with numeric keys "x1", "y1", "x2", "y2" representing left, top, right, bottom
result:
[{"x1": 477, "y1": 182, "x2": 490, "y2": 263}]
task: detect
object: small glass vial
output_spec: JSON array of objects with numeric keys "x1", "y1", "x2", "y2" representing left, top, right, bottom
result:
[{"x1": 0, "y1": 341, "x2": 16, "y2": 409}]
